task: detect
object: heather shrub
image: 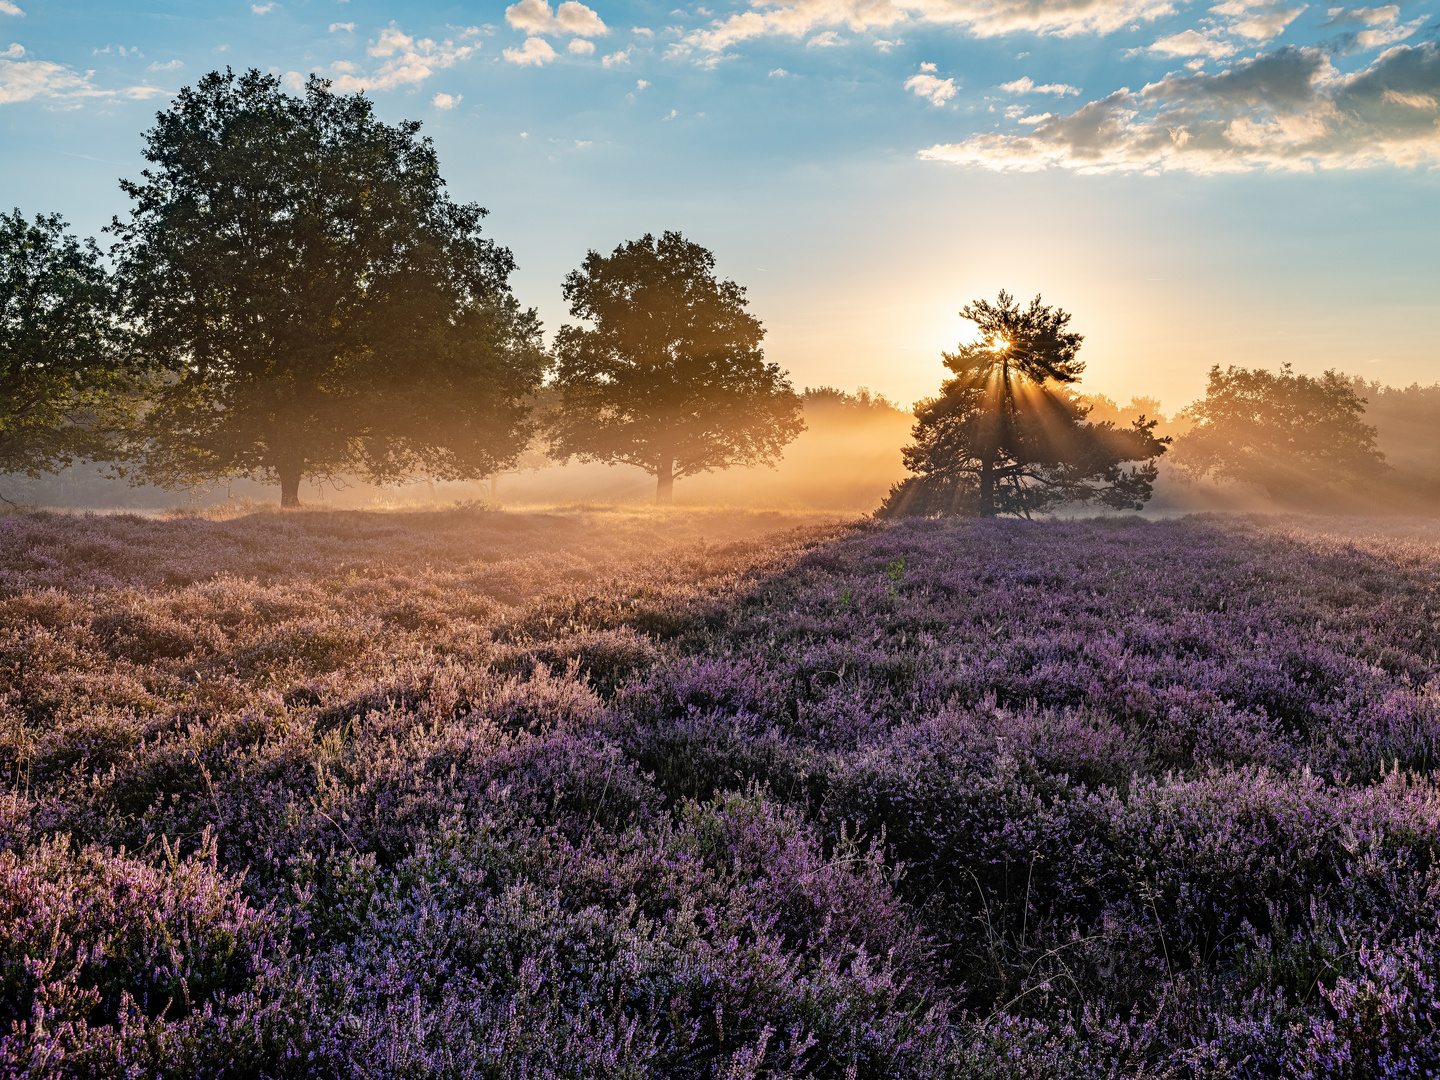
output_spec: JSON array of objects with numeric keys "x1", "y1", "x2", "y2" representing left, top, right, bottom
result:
[
  {"x1": 4, "y1": 507, "x2": 1440, "y2": 1074},
  {"x1": 0, "y1": 830, "x2": 279, "y2": 1040}
]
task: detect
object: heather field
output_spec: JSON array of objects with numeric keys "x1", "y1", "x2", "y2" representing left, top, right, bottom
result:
[{"x1": 3, "y1": 507, "x2": 1440, "y2": 1077}]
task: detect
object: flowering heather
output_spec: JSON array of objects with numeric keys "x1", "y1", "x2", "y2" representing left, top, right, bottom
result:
[{"x1": 2, "y1": 505, "x2": 1440, "y2": 1075}]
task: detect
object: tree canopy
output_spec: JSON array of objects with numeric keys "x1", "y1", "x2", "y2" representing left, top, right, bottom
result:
[
  {"x1": 1, "y1": 210, "x2": 140, "y2": 503},
  {"x1": 1170, "y1": 364, "x2": 1387, "y2": 501},
  {"x1": 881, "y1": 291, "x2": 1168, "y2": 518},
  {"x1": 547, "y1": 231, "x2": 804, "y2": 502},
  {"x1": 112, "y1": 69, "x2": 546, "y2": 507}
]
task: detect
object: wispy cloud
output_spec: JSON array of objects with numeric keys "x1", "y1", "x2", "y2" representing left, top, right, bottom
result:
[
  {"x1": 251, "y1": 2, "x2": 276, "y2": 14},
  {"x1": 999, "y1": 75, "x2": 1080, "y2": 95},
  {"x1": 147, "y1": 58, "x2": 184, "y2": 71},
  {"x1": 1142, "y1": 28, "x2": 1239, "y2": 57},
  {"x1": 505, "y1": 0, "x2": 608, "y2": 37},
  {"x1": 1212, "y1": 0, "x2": 1307, "y2": 41},
  {"x1": 602, "y1": 45, "x2": 632, "y2": 65},
  {"x1": 0, "y1": 1, "x2": 23, "y2": 14},
  {"x1": 329, "y1": 21, "x2": 356, "y2": 32},
  {"x1": 919, "y1": 41, "x2": 1440, "y2": 173},
  {"x1": 686, "y1": 0, "x2": 1177, "y2": 54},
  {"x1": 0, "y1": 56, "x2": 167, "y2": 106}
]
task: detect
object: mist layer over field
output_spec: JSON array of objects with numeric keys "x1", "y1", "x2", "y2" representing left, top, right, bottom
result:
[
  {"x1": 3, "y1": 505, "x2": 1440, "y2": 1072},
  {"x1": 9, "y1": 378, "x2": 1440, "y2": 517}
]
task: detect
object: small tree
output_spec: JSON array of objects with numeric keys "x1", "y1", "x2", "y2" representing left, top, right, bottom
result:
[
  {"x1": 881, "y1": 291, "x2": 1168, "y2": 518},
  {"x1": 1, "y1": 210, "x2": 139, "y2": 503},
  {"x1": 548, "y1": 232, "x2": 803, "y2": 502},
  {"x1": 112, "y1": 70, "x2": 547, "y2": 508},
  {"x1": 1170, "y1": 364, "x2": 1387, "y2": 500}
]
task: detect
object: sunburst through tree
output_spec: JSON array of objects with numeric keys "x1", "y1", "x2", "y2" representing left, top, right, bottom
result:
[{"x1": 882, "y1": 291, "x2": 1169, "y2": 518}]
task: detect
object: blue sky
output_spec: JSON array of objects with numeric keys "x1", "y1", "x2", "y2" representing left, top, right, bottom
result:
[{"x1": 2, "y1": 0, "x2": 1437, "y2": 411}]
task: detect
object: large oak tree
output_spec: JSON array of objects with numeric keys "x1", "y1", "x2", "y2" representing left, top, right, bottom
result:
[
  {"x1": 881, "y1": 291, "x2": 1168, "y2": 518},
  {"x1": 547, "y1": 232, "x2": 803, "y2": 502},
  {"x1": 113, "y1": 70, "x2": 546, "y2": 507},
  {"x1": 1, "y1": 210, "x2": 139, "y2": 503}
]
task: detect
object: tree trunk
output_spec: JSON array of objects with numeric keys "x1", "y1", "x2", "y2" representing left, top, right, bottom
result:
[
  {"x1": 656, "y1": 457, "x2": 674, "y2": 504},
  {"x1": 979, "y1": 453, "x2": 995, "y2": 517},
  {"x1": 279, "y1": 464, "x2": 303, "y2": 509}
]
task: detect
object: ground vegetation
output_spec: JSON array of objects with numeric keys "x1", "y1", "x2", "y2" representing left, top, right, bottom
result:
[{"x1": 2, "y1": 506, "x2": 1439, "y2": 1074}]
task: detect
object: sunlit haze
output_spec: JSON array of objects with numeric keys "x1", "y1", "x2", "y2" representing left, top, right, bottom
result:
[{"x1": 2, "y1": 0, "x2": 1437, "y2": 413}]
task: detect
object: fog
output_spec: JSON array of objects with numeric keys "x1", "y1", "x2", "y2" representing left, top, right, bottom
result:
[{"x1": 6, "y1": 380, "x2": 1439, "y2": 517}]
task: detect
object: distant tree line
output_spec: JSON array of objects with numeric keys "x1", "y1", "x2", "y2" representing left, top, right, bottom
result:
[
  {"x1": 1, "y1": 70, "x2": 801, "y2": 508},
  {"x1": 4, "y1": 69, "x2": 1434, "y2": 517}
]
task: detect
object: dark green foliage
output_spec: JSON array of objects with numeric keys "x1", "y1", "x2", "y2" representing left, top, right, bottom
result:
[
  {"x1": 1171, "y1": 363, "x2": 1388, "y2": 501},
  {"x1": 0, "y1": 210, "x2": 138, "y2": 500},
  {"x1": 548, "y1": 231, "x2": 804, "y2": 502},
  {"x1": 112, "y1": 69, "x2": 547, "y2": 508},
  {"x1": 881, "y1": 291, "x2": 1168, "y2": 518}
]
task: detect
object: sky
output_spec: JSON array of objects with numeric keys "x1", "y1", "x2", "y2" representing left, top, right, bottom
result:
[{"x1": 1, "y1": 0, "x2": 1437, "y2": 413}]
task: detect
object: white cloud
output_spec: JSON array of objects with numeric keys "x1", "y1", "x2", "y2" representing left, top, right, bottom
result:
[
  {"x1": 602, "y1": 45, "x2": 632, "y2": 64},
  {"x1": 0, "y1": 0, "x2": 23, "y2": 12},
  {"x1": 919, "y1": 60, "x2": 936, "y2": 71},
  {"x1": 432, "y1": 91, "x2": 461, "y2": 108},
  {"x1": 329, "y1": 21, "x2": 356, "y2": 32},
  {"x1": 999, "y1": 74, "x2": 1080, "y2": 94},
  {"x1": 503, "y1": 36, "x2": 557, "y2": 64},
  {"x1": 1320, "y1": 7, "x2": 1423, "y2": 51},
  {"x1": 251, "y1": 2, "x2": 275, "y2": 13},
  {"x1": 769, "y1": 65, "x2": 789, "y2": 74},
  {"x1": 905, "y1": 70, "x2": 957, "y2": 104},
  {"x1": 919, "y1": 41, "x2": 1440, "y2": 173},
  {"x1": 636, "y1": 77, "x2": 649, "y2": 87},
  {"x1": 807, "y1": 29, "x2": 843, "y2": 45},
  {"x1": 281, "y1": 70, "x2": 304, "y2": 91},
  {"x1": 148, "y1": 58, "x2": 183, "y2": 71},
  {"x1": 569, "y1": 37, "x2": 596, "y2": 52},
  {"x1": 663, "y1": 107, "x2": 677, "y2": 118},
  {"x1": 1228, "y1": 5, "x2": 1306, "y2": 40},
  {"x1": 685, "y1": 0, "x2": 1177, "y2": 53},
  {"x1": 0, "y1": 56, "x2": 165, "y2": 105},
  {"x1": 1, "y1": 42, "x2": 21, "y2": 58},
  {"x1": 1144, "y1": 28, "x2": 1238, "y2": 56},
  {"x1": 505, "y1": 0, "x2": 608, "y2": 37},
  {"x1": 633, "y1": 26, "x2": 654, "y2": 36},
  {"x1": 1323, "y1": 4, "x2": 1398, "y2": 24},
  {"x1": 1382, "y1": 87, "x2": 1436, "y2": 108},
  {"x1": 329, "y1": 23, "x2": 478, "y2": 91}
]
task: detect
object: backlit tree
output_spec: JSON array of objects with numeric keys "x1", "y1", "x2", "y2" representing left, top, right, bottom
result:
[
  {"x1": 881, "y1": 291, "x2": 1168, "y2": 518},
  {"x1": 547, "y1": 232, "x2": 803, "y2": 502},
  {"x1": 1170, "y1": 364, "x2": 1387, "y2": 501},
  {"x1": 113, "y1": 70, "x2": 547, "y2": 507},
  {"x1": 1, "y1": 210, "x2": 139, "y2": 503}
]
